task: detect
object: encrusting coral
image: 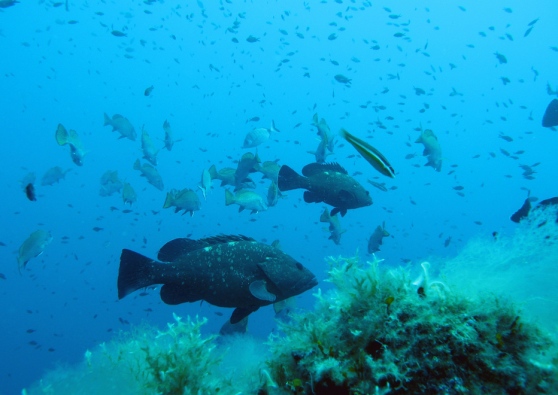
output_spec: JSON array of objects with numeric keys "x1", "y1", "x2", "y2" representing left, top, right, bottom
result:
[{"x1": 266, "y1": 254, "x2": 557, "y2": 395}]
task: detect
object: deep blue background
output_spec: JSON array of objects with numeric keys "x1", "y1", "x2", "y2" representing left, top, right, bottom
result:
[{"x1": 1, "y1": 0, "x2": 557, "y2": 393}]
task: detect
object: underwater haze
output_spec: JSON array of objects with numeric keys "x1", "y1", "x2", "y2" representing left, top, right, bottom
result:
[{"x1": 1, "y1": 0, "x2": 558, "y2": 393}]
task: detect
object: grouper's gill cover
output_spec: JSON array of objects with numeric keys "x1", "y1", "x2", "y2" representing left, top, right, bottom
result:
[{"x1": 117, "y1": 235, "x2": 317, "y2": 324}]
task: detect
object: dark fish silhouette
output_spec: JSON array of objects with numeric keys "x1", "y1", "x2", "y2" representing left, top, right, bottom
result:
[
  {"x1": 117, "y1": 235, "x2": 317, "y2": 324},
  {"x1": 542, "y1": 99, "x2": 558, "y2": 127},
  {"x1": 24, "y1": 183, "x2": 36, "y2": 201},
  {"x1": 278, "y1": 163, "x2": 372, "y2": 217}
]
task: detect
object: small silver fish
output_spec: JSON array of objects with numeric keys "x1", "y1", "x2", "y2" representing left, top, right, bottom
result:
[
  {"x1": 141, "y1": 127, "x2": 159, "y2": 166},
  {"x1": 133, "y1": 159, "x2": 164, "y2": 190},
  {"x1": 163, "y1": 120, "x2": 182, "y2": 151},
  {"x1": 225, "y1": 189, "x2": 267, "y2": 214},
  {"x1": 415, "y1": 129, "x2": 442, "y2": 172},
  {"x1": 319, "y1": 208, "x2": 346, "y2": 245},
  {"x1": 312, "y1": 113, "x2": 335, "y2": 153},
  {"x1": 104, "y1": 113, "x2": 137, "y2": 141},
  {"x1": 55, "y1": 124, "x2": 87, "y2": 166},
  {"x1": 242, "y1": 121, "x2": 280, "y2": 148},
  {"x1": 122, "y1": 182, "x2": 137, "y2": 206},
  {"x1": 17, "y1": 230, "x2": 53, "y2": 271},
  {"x1": 163, "y1": 188, "x2": 201, "y2": 216},
  {"x1": 41, "y1": 166, "x2": 69, "y2": 186},
  {"x1": 99, "y1": 170, "x2": 123, "y2": 197},
  {"x1": 368, "y1": 222, "x2": 389, "y2": 254},
  {"x1": 198, "y1": 168, "x2": 212, "y2": 201},
  {"x1": 267, "y1": 181, "x2": 282, "y2": 207}
]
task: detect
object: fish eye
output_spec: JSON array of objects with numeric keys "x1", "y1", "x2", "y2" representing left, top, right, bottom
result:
[{"x1": 296, "y1": 262, "x2": 303, "y2": 270}]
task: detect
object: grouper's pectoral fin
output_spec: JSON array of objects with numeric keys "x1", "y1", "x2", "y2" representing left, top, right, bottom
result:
[
  {"x1": 230, "y1": 306, "x2": 259, "y2": 324},
  {"x1": 249, "y1": 280, "x2": 277, "y2": 302},
  {"x1": 160, "y1": 284, "x2": 198, "y2": 305},
  {"x1": 330, "y1": 207, "x2": 347, "y2": 217}
]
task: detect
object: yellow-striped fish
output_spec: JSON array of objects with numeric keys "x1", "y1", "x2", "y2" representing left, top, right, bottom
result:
[{"x1": 340, "y1": 129, "x2": 395, "y2": 178}]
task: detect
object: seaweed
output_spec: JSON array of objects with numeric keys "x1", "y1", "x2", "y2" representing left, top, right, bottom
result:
[{"x1": 267, "y1": 255, "x2": 557, "y2": 395}]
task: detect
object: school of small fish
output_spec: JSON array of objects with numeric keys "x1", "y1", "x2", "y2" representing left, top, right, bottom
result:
[{"x1": 5, "y1": 2, "x2": 557, "y2": 379}]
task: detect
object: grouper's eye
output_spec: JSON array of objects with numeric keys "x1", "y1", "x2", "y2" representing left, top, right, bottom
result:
[{"x1": 296, "y1": 262, "x2": 303, "y2": 270}]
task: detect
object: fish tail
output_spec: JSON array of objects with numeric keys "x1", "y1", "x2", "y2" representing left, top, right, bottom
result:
[
  {"x1": 55, "y1": 124, "x2": 69, "y2": 146},
  {"x1": 208, "y1": 164, "x2": 218, "y2": 180},
  {"x1": 118, "y1": 249, "x2": 157, "y2": 299},
  {"x1": 103, "y1": 113, "x2": 112, "y2": 127},
  {"x1": 319, "y1": 208, "x2": 331, "y2": 223},
  {"x1": 133, "y1": 159, "x2": 141, "y2": 171},
  {"x1": 277, "y1": 165, "x2": 305, "y2": 192},
  {"x1": 162, "y1": 192, "x2": 174, "y2": 209},
  {"x1": 271, "y1": 120, "x2": 280, "y2": 133},
  {"x1": 225, "y1": 189, "x2": 235, "y2": 206}
]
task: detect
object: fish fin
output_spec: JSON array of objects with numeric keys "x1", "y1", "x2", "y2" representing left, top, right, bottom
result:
[
  {"x1": 249, "y1": 280, "x2": 277, "y2": 302},
  {"x1": 162, "y1": 193, "x2": 174, "y2": 209},
  {"x1": 225, "y1": 189, "x2": 235, "y2": 206},
  {"x1": 118, "y1": 249, "x2": 157, "y2": 299},
  {"x1": 160, "y1": 284, "x2": 197, "y2": 305},
  {"x1": 103, "y1": 112, "x2": 112, "y2": 126},
  {"x1": 331, "y1": 207, "x2": 347, "y2": 217},
  {"x1": 55, "y1": 124, "x2": 69, "y2": 146},
  {"x1": 271, "y1": 120, "x2": 280, "y2": 133},
  {"x1": 302, "y1": 162, "x2": 347, "y2": 176},
  {"x1": 319, "y1": 208, "x2": 331, "y2": 222},
  {"x1": 157, "y1": 238, "x2": 207, "y2": 261},
  {"x1": 230, "y1": 306, "x2": 259, "y2": 324},
  {"x1": 160, "y1": 235, "x2": 254, "y2": 261},
  {"x1": 303, "y1": 191, "x2": 321, "y2": 203},
  {"x1": 278, "y1": 165, "x2": 305, "y2": 191},
  {"x1": 208, "y1": 165, "x2": 218, "y2": 179},
  {"x1": 203, "y1": 235, "x2": 255, "y2": 244}
]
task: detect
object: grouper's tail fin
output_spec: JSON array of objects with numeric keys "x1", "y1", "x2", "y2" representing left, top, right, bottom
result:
[
  {"x1": 118, "y1": 249, "x2": 156, "y2": 299},
  {"x1": 277, "y1": 165, "x2": 305, "y2": 192}
]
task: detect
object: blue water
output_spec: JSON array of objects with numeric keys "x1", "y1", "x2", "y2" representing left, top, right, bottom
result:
[{"x1": 1, "y1": 0, "x2": 557, "y2": 393}]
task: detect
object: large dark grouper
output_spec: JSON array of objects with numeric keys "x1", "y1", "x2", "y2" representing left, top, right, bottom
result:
[
  {"x1": 278, "y1": 162, "x2": 372, "y2": 216},
  {"x1": 117, "y1": 235, "x2": 317, "y2": 324}
]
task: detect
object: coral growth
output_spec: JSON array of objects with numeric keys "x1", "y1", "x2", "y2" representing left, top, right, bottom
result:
[
  {"x1": 25, "y1": 254, "x2": 557, "y2": 395},
  {"x1": 267, "y1": 255, "x2": 557, "y2": 394},
  {"x1": 25, "y1": 314, "x2": 268, "y2": 395}
]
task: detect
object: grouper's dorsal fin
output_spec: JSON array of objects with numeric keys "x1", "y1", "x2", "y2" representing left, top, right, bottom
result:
[
  {"x1": 158, "y1": 238, "x2": 206, "y2": 261},
  {"x1": 302, "y1": 162, "x2": 348, "y2": 177},
  {"x1": 158, "y1": 235, "x2": 256, "y2": 261},
  {"x1": 197, "y1": 234, "x2": 255, "y2": 245}
]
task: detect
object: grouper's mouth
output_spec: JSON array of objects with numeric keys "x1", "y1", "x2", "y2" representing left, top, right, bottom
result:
[{"x1": 296, "y1": 275, "x2": 318, "y2": 292}]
